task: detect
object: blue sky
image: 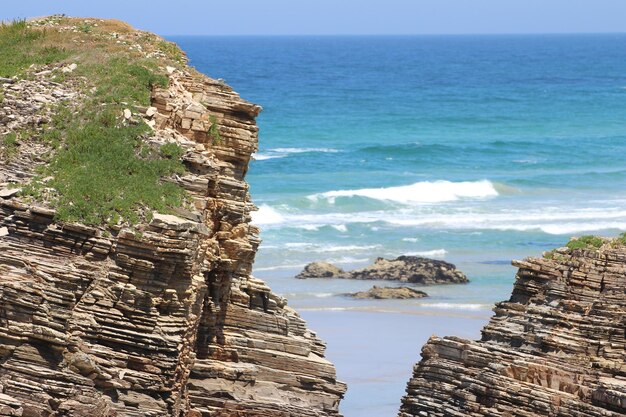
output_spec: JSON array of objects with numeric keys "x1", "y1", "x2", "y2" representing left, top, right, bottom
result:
[{"x1": 3, "y1": 0, "x2": 626, "y2": 36}]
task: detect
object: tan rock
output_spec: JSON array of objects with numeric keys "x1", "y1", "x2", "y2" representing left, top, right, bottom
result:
[
  {"x1": 399, "y1": 246, "x2": 626, "y2": 416},
  {"x1": 0, "y1": 19, "x2": 345, "y2": 417},
  {"x1": 349, "y1": 285, "x2": 428, "y2": 299}
]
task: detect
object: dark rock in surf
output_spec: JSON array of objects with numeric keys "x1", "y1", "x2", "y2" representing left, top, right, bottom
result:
[
  {"x1": 296, "y1": 256, "x2": 469, "y2": 284},
  {"x1": 348, "y1": 285, "x2": 428, "y2": 299}
]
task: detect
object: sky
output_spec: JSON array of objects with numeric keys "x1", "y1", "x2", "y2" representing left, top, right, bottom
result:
[{"x1": 3, "y1": 0, "x2": 626, "y2": 36}]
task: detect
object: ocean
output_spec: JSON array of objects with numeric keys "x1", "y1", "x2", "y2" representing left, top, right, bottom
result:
[{"x1": 171, "y1": 34, "x2": 626, "y2": 416}]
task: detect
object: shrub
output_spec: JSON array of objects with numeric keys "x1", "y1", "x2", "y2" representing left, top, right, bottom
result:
[
  {"x1": 208, "y1": 115, "x2": 221, "y2": 145},
  {"x1": 566, "y1": 235, "x2": 604, "y2": 250}
]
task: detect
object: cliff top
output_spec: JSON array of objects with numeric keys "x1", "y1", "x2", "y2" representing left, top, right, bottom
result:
[{"x1": 1, "y1": 15, "x2": 213, "y2": 227}]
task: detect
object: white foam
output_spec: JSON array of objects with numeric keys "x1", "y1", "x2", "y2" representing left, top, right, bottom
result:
[
  {"x1": 271, "y1": 147, "x2": 339, "y2": 154},
  {"x1": 405, "y1": 249, "x2": 447, "y2": 258},
  {"x1": 308, "y1": 180, "x2": 498, "y2": 204},
  {"x1": 251, "y1": 204, "x2": 285, "y2": 225},
  {"x1": 253, "y1": 153, "x2": 283, "y2": 161},
  {"x1": 317, "y1": 244, "x2": 381, "y2": 253},
  {"x1": 280, "y1": 243, "x2": 381, "y2": 252},
  {"x1": 330, "y1": 256, "x2": 370, "y2": 265},
  {"x1": 332, "y1": 224, "x2": 348, "y2": 232},
  {"x1": 253, "y1": 263, "x2": 309, "y2": 272},
  {"x1": 253, "y1": 147, "x2": 339, "y2": 161},
  {"x1": 296, "y1": 224, "x2": 321, "y2": 231},
  {"x1": 253, "y1": 202, "x2": 626, "y2": 236},
  {"x1": 402, "y1": 237, "x2": 419, "y2": 242}
]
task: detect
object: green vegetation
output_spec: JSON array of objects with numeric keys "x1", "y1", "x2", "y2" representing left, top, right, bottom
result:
[
  {"x1": 613, "y1": 232, "x2": 626, "y2": 246},
  {"x1": 208, "y1": 115, "x2": 221, "y2": 145},
  {"x1": 566, "y1": 235, "x2": 604, "y2": 250},
  {"x1": 0, "y1": 19, "x2": 70, "y2": 77},
  {"x1": 85, "y1": 57, "x2": 168, "y2": 106},
  {"x1": 158, "y1": 40, "x2": 186, "y2": 63},
  {"x1": 159, "y1": 142, "x2": 185, "y2": 159},
  {"x1": 2, "y1": 17, "x2": 190, "y2": 226},
  {"x1": 26, "y1": 110, "x2": 185, "y2": 225},
  {"x1": 1, "y1": 132, "x2": 19, "y2": 157}
]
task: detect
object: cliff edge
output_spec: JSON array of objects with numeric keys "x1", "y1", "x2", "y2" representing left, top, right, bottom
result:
[
  {"x1": 0, "y1": 16, "x2": 345, "y2": 416},
  {"x1": 399, "y1": 239, "x2": 626, "y2": 416}
]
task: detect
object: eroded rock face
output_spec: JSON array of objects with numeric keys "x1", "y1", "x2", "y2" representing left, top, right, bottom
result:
[
  {"x1": 349, "y1": 286, "x2": 428, "y2": 300},
  {"x1": 399, "y1": 247, "x2": 626, "y2": 416},
  {"x1": 297, "y1": 256, "x2": 468, "y2": 284},
  {"x1": 0, "y1": 51, "x2": 345, "y2": 417}
]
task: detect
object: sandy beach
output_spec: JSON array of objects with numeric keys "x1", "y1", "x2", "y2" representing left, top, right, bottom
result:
[{"x1": 300, "y1": 309, "x2": 488, "y2": 417}]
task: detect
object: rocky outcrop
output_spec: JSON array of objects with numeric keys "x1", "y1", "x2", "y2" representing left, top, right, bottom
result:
[
  {"x1": 0, "y1": 20, "x2": 345, "y2": 417},
  {"x1": 297, "y1": 256, "x2": 468, "y2": 284},
  {"x1": 399, "y1": 245, "x2": 626, "y2": 416},
  {"x1": 296, "y1": 262, "x2": 347, "y2": 279},
  {"x1": 348, "y1": 286, "x2": 428, "y2": 300}
]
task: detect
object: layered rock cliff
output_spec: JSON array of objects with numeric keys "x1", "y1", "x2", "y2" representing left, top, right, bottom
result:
[
  {"x1": 0, "y1": 17, "x2": 345, "y2": 417},
  {"x1": 399, "y1": 244, "x2": 626, "y2": 416}
]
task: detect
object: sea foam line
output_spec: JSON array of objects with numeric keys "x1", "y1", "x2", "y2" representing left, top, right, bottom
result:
[
  {"x1": 307, "y1": 179, "x2": 498, "y2": 204},
  {"x1": 251, "y1": 204, "x2": 626, "y2": 235},
  {"x1": 253, "y1": 147, "x2": 339, "y2": 161},
  {"x1": 405, "y1": 249, "x2": 448, "y2": 258}
]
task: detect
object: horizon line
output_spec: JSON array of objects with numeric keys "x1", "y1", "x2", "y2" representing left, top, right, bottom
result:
[{"x1": 164, "y1": 31, "x2": 626, "y2": 37}]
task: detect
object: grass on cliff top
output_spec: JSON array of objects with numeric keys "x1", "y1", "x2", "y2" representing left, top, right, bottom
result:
[
  {"x1": 565, "y1": 235, "x2": 605, "y2": 250},
  {"x1": 543, "y1": 233, "x2": 626, "y2": 259},
  {"x1": 0, "y1": 19, "x2": 70, "y2": 77},
  {"x1": 2, "y1": 17, "x2": 189, "y2": 226}
]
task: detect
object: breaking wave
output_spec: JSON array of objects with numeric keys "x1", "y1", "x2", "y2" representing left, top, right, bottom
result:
[
  {"x1": 252, "y1": 203, "x2": 626, "y2": 235},
  {"x1": 307, "y1": 180, "x2": 499, "y2": 204},
  {"x1": 253, "y1": 147, "x2": 339, "y2": 161}
]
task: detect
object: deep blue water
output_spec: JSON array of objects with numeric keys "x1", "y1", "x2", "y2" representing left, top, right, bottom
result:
[{"x1": 171, "y1": 35, "x2": 626, "y2": 416}]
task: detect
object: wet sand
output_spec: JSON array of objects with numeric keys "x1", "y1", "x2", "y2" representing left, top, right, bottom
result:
[{"x1": 299, "y1": 309, "x2": 488, "y2": 417}]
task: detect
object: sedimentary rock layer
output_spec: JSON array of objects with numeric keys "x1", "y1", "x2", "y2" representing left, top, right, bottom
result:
[
  {"x1": 399, "y1": 246, "x2": 626, "y2": 416},
  {"x1": 0, "y1": 22, "x2": 345, "y2": 417}
]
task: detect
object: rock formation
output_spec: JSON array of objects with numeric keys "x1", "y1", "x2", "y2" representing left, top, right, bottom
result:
[
  {"x1": 296, "y1": 262, "x2": 347, "y2": 279},
  {"x1": 348, "y1": 286, "x2": 428, "y2": 300},
  {"x1": 0, "y1": 18, "x2": 345, "y2": 417},
  {"x1": 297, "y1": 256, "x2": 468, "y2": 284},
  {"x1": 399, "y1": 244, "x2": 626, "y2": 416}
]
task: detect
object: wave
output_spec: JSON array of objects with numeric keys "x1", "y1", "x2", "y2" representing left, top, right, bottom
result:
[
  {"x1": 282, "y1": 243, "x2": 382, "y2": 253},
  {"x1": 253, "y1": 147, "x2": 339, "y2": 161},
  {"x1": 254, "y1": 263, "x2": 309, "y2": 272},
  {"x1": 252, "y1": 203, "x2": 626, "y2": 235},
  {"x1": 308, "y1": 180, "x2": 499, "y2": 204},
  {"x1": 271, "y1": 147, "x2": 339, "y2": 153},
  {"x1": 251, "y1": 204, "x2": 285, "y2": 225},
  {"x1": 313, "y1": 293, "x2": 334, "y2": 298},
  {"x1": 405, "y1": 249, "x2": 447, "y2": 258},
  {"x1": 280, "y1": 292, "x2": 335, "y2": 298}
]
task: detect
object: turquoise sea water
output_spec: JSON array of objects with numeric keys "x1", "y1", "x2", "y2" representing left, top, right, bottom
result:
[{"x1": 172, "y1": 35, "x2": 626, "y2": 416}]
